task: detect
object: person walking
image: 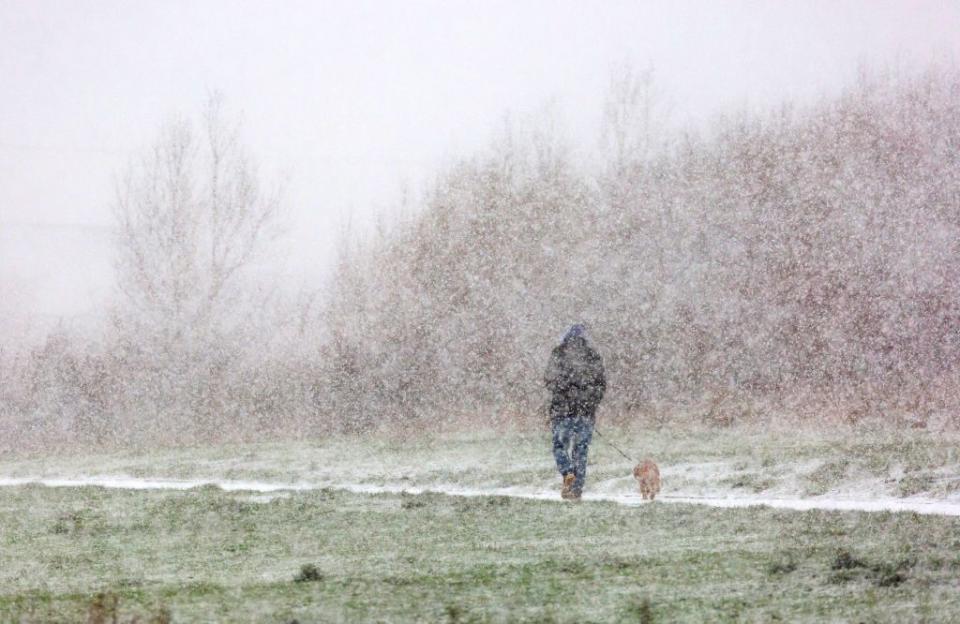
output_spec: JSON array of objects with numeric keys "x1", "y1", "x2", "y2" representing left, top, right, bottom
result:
[{"x1": 544, "y1": 323, "x2": 606, "y2": 500}]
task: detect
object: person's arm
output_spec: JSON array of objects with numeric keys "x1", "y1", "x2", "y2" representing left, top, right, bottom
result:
[
  {"x1": 591, "y1": 351, "x2": 606, "y2": 404},
  {"x1": 544, "y1": 347, "x2": 563, "y2": 393}
]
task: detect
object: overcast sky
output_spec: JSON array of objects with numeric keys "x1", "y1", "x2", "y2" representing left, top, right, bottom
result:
[{"x1": 2, "y1": 0, "x2": 959, "y2": 320}]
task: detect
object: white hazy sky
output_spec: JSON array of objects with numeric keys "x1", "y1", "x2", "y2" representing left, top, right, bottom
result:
[{"x1": 2, "y1": 0, "x2": 959, "y2": 321}]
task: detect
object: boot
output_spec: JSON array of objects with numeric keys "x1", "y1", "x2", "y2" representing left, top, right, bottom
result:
[{"x1": 561, "y1": 473, "x2": 576, "y2": 499}]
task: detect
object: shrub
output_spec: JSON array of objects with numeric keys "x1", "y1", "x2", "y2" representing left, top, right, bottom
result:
[{"x1": 294, "y1": 564, "x2": 324, "y2": 583}]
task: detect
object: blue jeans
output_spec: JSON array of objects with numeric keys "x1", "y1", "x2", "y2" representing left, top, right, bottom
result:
[{"x1": 552, "y1": 416, "x2": 594, "y2": 494}]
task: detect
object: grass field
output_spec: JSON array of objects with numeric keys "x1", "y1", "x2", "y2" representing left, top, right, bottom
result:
[
  {"x1": 2, "y1": 483, "x2": 960, "y2": 623},
  {"x1": 2, "y1": 427, "x2": 960, "y2": 622}
]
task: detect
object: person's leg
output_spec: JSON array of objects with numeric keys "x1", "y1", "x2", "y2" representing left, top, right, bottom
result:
[
  {"x1": 570, "y1": 417, "x2": 595, "y2": 495},
  {"x1": 552, "y1": 417, "x2": 574, "y2": 478}
]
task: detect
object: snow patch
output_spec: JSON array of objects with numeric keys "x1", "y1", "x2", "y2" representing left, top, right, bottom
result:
[{"x1": 2, "y1": 475, "x2": 960, "y2": 516}]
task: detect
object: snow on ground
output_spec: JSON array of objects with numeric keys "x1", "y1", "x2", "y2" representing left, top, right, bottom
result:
[
  {"x1": 3, "y1": 430, "x2": 958, "y2": 518},
  {"x1": 2, "y1": 474, "x2": 960, "y2": 517}
]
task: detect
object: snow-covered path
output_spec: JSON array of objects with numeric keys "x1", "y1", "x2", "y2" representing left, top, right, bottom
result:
[{"x1": 2, "y1": 475, "x2": 959, "y2": 517}]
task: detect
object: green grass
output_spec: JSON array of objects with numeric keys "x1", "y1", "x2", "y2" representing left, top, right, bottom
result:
[
  {"x1": 1, "y1": 483, "x2": 959, "y2": 622},
  {"x1": 2, "y1": 427, "x2": 960, "y2": 621},
  {"x1": 804, "y1": 458, "x2": 852, "y2": 496}
]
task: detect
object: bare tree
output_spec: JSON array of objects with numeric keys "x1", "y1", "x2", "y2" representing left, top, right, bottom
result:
[
  {"x1": 599, "y1": 63, "x2": 670, "y2": 181},
  {"x1": 113, "y1": 95, "x2": 280, "y2": 346},
  {"x1": 111, "y1": 95, "x2": 282, "y2": 440}
]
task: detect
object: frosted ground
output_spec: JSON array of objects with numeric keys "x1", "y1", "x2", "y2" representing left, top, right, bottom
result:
[
  {"x1": 3, "y1": 426, "x2": 959, "y2": 511},
  {"x1": 2, "y1": 427, "x2": 960, "y2": 622}
]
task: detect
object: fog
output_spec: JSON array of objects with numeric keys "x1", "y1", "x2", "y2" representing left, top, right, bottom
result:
[
  {"x1": 2, "y1": 2, "x2": 960, "y2": 450},
  {"x1": 3, "y1": 1, "x2": 959, "y2": 324}
]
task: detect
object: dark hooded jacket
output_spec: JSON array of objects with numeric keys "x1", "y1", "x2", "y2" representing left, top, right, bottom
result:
[{"x1": 544, "y1": 335, "x2": 606, "y2": 421}]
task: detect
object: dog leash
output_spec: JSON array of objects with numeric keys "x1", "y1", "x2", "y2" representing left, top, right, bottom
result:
[{"x1": 593, "y1": 427, "x2": 638, "y2": 464}]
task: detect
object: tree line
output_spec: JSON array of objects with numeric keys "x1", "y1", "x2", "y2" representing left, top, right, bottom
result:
[{"x1": 2, "y1": 65, "x2": 959, "y2": 451}]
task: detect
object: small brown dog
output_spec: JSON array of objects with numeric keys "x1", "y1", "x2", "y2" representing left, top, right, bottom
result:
[{"x1": 633, "y1": 459, "x2": 661, "y2": 500}]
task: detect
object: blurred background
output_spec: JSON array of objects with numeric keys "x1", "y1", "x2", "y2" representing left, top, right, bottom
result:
[{"x1": 2, "y1": 1, "x2": 959, "y2": 448}]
